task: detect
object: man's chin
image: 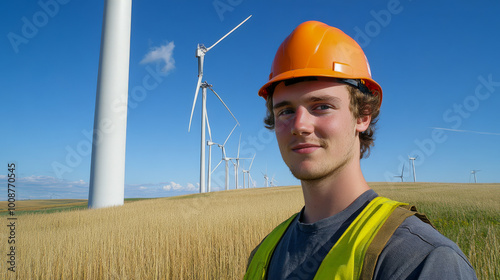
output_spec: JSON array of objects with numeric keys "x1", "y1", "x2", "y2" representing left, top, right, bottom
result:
[
  {"x1": 290, "y1": 167, "x2": 328, "y2": 182},
  {"x1": 287, "y1": 160, "x2": 348, "y2": 182}
]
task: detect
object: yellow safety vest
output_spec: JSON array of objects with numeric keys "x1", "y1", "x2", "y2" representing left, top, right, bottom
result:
[{"x1": 245, "y1": 197, "x2": 427, "y2": 280}]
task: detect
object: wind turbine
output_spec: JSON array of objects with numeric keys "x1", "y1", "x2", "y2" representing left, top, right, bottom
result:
[
  {"x1": 262, "y1": 170, "x2": 269, "y2": 188},
  {"x1": 190, "y1": 82, "x2": 237, "y2": 193},
  {"x1": 269, "y1": 175, "x2": 278, "y2": 187},
  {"x1": 188, "y1": 15, "x2": 251, "y2": 193},
  {"x1": 206, "y1": 108, "x2": 238, "y2": 192},
  {"x1": 211, "y1": 124, "x2": 238, "y2": 191},
  {"x1": 394, "y1": 163, "x2": 405, "y2": 182},
  {"x1": 227, "y1": 134, "x2": 251, "y2": 189},
  {"x1": 470, "y1": 170, "x2": 480, "y2": 183},
  {"x1": 408, "y1": 156, "x2": 418, "y2": 182},
  {"x1": 242, "y1": 154, "x2": 255, "y2": 189}
]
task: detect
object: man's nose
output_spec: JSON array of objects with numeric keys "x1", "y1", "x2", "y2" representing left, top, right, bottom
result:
[{"x1": 291, "y1": 107, "x2": 313, "y2": 136}]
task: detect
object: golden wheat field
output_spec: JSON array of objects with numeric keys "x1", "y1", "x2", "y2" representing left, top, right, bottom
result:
[{"x1": 1, "y1": 183, "x2": 498, "y2": 279}]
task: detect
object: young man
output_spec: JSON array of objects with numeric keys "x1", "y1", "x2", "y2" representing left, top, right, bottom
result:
[{"x1": 245, "y1": 21, "x2": 477, "y2": 279}]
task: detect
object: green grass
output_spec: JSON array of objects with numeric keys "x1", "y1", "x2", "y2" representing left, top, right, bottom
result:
[{"x1": 371, "y1": 182, "x2": 499, "y2": 279}]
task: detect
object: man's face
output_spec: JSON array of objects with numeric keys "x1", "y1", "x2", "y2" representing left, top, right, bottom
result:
[{"x1": 272, "y1": 79, "x2": 368, "y2": 181}]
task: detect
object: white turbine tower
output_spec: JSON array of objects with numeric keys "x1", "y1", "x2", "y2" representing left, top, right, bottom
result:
[
  {"x1": 205, "y1": 110, "x2": 214, "y2": 192},
  {"x1": 88, "y1": 0, "x2": 132, "y2": 209},
  {"x1": 188, "y1": 15, "x2": 251, "y2": 194},
  {"x1": 470, "y1": 170, "x2": 480, "y2": 183},
  {"x1": 408, "y1": 156, "x2": 418, "y2": 182},
  {"x1": 242, "y1": 154, "x2": 255, "y2": 189},
  {"x1": 394, "y1": 163, "x2": 405, "y2": 182}
]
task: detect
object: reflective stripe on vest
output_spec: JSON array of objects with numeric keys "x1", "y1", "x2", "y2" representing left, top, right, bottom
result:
[{"x1": 244, "y1": 197, "x2": 408, "y2": 280}]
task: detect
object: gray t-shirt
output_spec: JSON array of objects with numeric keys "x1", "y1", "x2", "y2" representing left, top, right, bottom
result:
[{"x1": 266, "y1": 189, "x2": 477, "y2": 279}]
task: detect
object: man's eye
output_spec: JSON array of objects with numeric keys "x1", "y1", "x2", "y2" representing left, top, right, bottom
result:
[
  {"x1": 314, "y1": 104, "x2": 332, "y2": 111},
  {"x1": 277, "y1": 108, "x2": 294, "y2": 116}
]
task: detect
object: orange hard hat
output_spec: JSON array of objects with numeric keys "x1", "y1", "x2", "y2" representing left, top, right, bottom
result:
[{"x1": 258, "y1": 21, "x2": 382, "y2": 105}]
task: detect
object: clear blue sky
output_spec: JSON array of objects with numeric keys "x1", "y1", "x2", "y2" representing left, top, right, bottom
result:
[{"x1": 1, "y1": 0, "x2": 499, "y2": 199}]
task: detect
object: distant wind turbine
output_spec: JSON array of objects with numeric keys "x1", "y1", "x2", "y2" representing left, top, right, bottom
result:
[
  {"x1": 470, "y1": 170, "x2": 480, "y2": 183},
  {"x1": 262, "y1": 170, "x2": 269, "y2": 188},
  {"x1": 269, "y1": 175, "x2": 278, "y2": 187},
  {"x1": 242, "y1": 154, "x2": 255, "y2": 189},
  {"x1": 211, "y1": 124, "x2": 238, "y2": 191},
  {"x1": 408, "y1": 155, "x2": 418, "y2": 182},
  {"x1": 394, "y1": 163, "x2": 405, "y2": 182},
  {"x1": 227, "y1": 134, "x2": 251, "y2": 189}
]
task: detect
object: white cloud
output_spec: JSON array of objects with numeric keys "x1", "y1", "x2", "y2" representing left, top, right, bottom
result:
[
  {"x1": 162, "y1": 181, "x2": 197, "y2": 192},
  {"x1": 140, "y1": 41, "x2": 175, "y2": 73},
  {"x1": 186, "y1": 183, "x2": 197, "y2": 191}
]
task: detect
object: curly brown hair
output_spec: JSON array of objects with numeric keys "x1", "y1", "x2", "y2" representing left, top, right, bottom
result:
[{"x1": 263, "y1": 80, "x2": 380, "y2": 159}]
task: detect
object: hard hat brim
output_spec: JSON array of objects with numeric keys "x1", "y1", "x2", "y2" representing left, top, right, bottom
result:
[{"x1": 258, "y1": 68, "x2": 382, "y2": 103}]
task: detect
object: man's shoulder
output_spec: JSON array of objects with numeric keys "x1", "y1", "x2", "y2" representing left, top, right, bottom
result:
[
  {"x1": 374, "y1": 215, "x2": 477, "y2": 279},
  {"x1": 391, "y1": 215, "x2": 460, "y2": 250}
]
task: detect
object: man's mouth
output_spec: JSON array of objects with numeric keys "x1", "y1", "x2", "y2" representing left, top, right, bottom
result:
[{"x1": 291, "y1": 143, "x2": 321, "y2": 154}]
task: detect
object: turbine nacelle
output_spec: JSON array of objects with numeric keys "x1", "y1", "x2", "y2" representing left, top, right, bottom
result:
[
  {"x1": 196, "y1": 44, "x2": 208, "y2": 58},
  {"x1": 207, "y1": 140, "x2": 217, "y2": 146}
]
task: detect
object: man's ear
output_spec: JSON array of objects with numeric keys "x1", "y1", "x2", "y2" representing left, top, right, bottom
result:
[{"x1": 356, "y1": 114, "x2": 371, "y2": 133}]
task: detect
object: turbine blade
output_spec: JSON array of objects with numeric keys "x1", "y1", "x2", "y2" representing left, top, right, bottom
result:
[
  {"x1": 206, "y1": 15, "x2": 252, "y2": 52},
  {"x1": 224, "y1": 123, "x2": 238, "y2": 146},
  {"x1": 209, "y1": 87, "x2": 239, "y2": 125},
  {"x1": 188, "y1": 75, "x2": 203, "y2": 132},
  {"x1": 249, "y1": 154, "x2": 255, "y2": 170},
  {"x1": 237, "y1": 133, "x2": 241, "y2": 158},
  {"x1": 212, "y1": 160, "x2": 223, "y2": 173},
  {"x1": 206, "y1": 109, "x2": 212, "y2": 141}
]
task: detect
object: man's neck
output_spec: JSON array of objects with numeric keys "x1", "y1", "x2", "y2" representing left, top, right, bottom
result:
[{"x1": 300, "y1": 159, "x2": 370, "y2": 224}]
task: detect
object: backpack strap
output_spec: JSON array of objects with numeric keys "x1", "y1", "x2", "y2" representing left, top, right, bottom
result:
[
  {"x1": 403, "y1": 205, "x2": 435, "y2": 229},
  {"x1": 359, "y1": 205, "x2": 434, "y2": 280}
]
